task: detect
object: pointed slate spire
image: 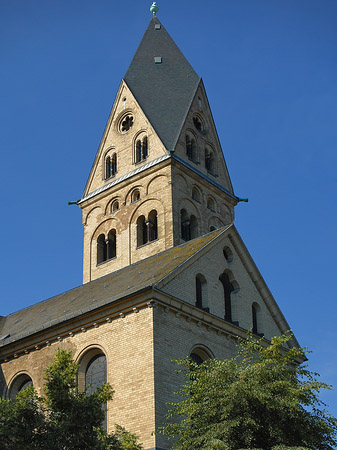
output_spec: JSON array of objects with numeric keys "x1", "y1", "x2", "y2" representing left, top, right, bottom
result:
[{"x1": 124, "y1": 16, "x2": 200, "y2": 152}]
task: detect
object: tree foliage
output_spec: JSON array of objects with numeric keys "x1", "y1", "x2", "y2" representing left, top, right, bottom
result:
[
  {"x1": 159, "y1": 332, "x2": 337, "y2": 450},
  {"x1": 0, "y1": 349, "x2": 143, "y2": 450}
]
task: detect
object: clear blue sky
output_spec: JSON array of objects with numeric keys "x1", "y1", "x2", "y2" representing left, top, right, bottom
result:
[{"x1": 1, "y1": 0, "x2": 337, "y2": 422}]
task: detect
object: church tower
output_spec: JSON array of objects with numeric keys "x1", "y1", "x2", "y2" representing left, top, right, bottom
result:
[
  {"x1": 80, "y1": 15, "x2": 237, "y2": 283},
  {"x1": 0, "y1": 8, "x2": 298, "y2": 450}
]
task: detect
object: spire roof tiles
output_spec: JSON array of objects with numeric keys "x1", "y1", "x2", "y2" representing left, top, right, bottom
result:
[{"x1": 124, "y1": 16, "x2": 200, "y2": 151}]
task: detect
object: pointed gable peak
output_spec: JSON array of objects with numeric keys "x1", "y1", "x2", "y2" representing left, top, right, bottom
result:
[{"x1": 124, "y1": 16, "x2": 201, "y2": 151}]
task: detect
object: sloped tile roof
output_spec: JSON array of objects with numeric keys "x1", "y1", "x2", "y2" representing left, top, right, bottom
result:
[{"x1": 0, "y1": 229, "x2": 226, "y2": 348}]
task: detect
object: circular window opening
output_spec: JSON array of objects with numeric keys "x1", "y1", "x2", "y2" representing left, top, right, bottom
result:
[
  {"x1": 223, "y1": 246, "x2": 233, "y2": 262},
  {"x1": 120, "y1": 114, "x2": 134, "y2": 133}
]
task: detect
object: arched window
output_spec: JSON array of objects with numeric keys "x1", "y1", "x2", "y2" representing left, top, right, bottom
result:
[
  {"x1": 97, "y1": 234, "x2": 107, "y2": 264},
  {"x1": 148, "y1": 210, "x2": 158, "y2": 242},
  {"x1": 181, "y1": 209, "x2": 190, "y2": 241},
  {"x1": 205, "y1": 147, "x2": 216, "y2": 174},
  {"x1": 85, "y1": 354, "x2": 107, "y2": 395},
  {"x1": 111, "y1": 153, "x2": 117, "y2": 176},
  {"x1": 190, "y1": 346, "x2": 213, "y2": 365},
  {"x1": 105, "y1": 154, "x2": 117, "y2": 179},
  {"x1": 137, "y1": 211, "x2": 158, "y2": 247},
  {"x1": 107, "y1": 229, "x2": 116, "y2": 260},
  {"x1": 190, "y1": 352, "x2": 204, "y2": 365},
  {"x1": 137, "y1": 215, "x2": 147, "y2": 247},
  {"x1": 207, "y1": 197, "x2": 216, "y2": 212},
  {"x1": 185, "y1": 134, "x2": 197, "y2": 162},
  {"x1": 210, "y1": 226, "x2": 216, "y2": 232},
  {"x1": 181, "y1": 210, "x2": 198, "y2": 241},
  {"x1": 219, "y1": 271, "x2": 234, "y2": 323},
  {"x1": 192, "y1": 187, "x2": 201, "y2": 202},
  {"x1": 135, "y1": 136, "x2": 148, "y2": 163},
  {"x1": 223, "y1": 246, "x2": 233, "y2": 262},
  {"x1": 131, "y1": 189, "x2": 140, "y2": 203},
  {"x1": 252, "y1": 302, "x2": 262, "y2": 336},
  {"x1": 85, "y1": 353, "x2": 107, "y2": 429},
  {"x1": 112, "y1": 200, "x2": 119, "y2": 212},
  {"x1": 196, "y1": 274, "x2": 208, "y2": 311},
  {"x1": 9, "y1": 374, "x2": 33, "y2": 399},
  {"x1": 105, "y1": 156, "x2": 111, "y2": 179},
  {"x1": 190, "y1": 215, "x2": 198, "y2": 240},
  {"x1": 142, "y1": 136, "x2": 148, "y2": 160}
]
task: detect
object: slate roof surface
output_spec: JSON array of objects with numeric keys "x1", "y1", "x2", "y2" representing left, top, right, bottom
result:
[
  {"x1": 124, "y1": 16, "x2": 200, "y2": 152},
  {"x1": 0, "y1": 229, "x2": 227, "y2": 349}
]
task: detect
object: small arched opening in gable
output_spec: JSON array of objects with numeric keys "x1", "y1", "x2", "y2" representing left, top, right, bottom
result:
[
  {"x1": 195, "y1": 274, "x2": 209, "y2": 312},
  {"x1": 205, "y1": 146, "x2": 216, "y2": 174},
  {"x1": 105, "y1": 153, "x2": 117, "y2": 179},
  {"x1": 185, "y1": 133, "x2": 197, "y2": 163},
  {"x1": 252, "y1": 302, "x2": 263, "y2": 336},
  {"x1": 219, "y1": 270, "x2": 239, "y2": 324},
  {"x1": 135, "y1": 135, "x2": 148, "y2": 163}
]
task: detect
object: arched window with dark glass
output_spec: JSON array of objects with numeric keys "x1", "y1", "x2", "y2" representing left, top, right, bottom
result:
[
  {"x1": 189, "y1": 346, "x2": 213, "y2": 366},
  {"x1": 111, "y1": 153, "x2": 117, "y2": 176},
  {"x1": 181, "y1": 209, "x2": 190, "y2": 241},
  {"x1": 135, "y1": 140, "x2": 142, "y2": 163},
  {"x1": 148, "y1": 210, "x2": 158, "y2": 242},
  {"x1": 137, "y1": 215, "x2": 147, "y2": 247},
  {"x1": 219, "y1": 271, "x2": 234, "y2": 322},
  {"x1": 186, "y1": 135, "x2": 192, "y2": 159},
  {"x1": 196, "y1": 274, "x2": 208, "y2": 311},
  {"x1": 107, "y1": 229, "x2": 116, "y2": 260},
  {"x1": 191, "y1": 139, "x2": 197, "y2": 162},
  {"x1": 205, "y1": 147, "x2": 216, "y2": 174},
  {"x1": 9, "y1": 374, "x2": 33, "y2": 399},
  {"x1": 142, "y1": 136, "x2": 148, "y2": 160},
  {"x1": 85, "y1": 353, "x2": 107, "y2": 429},
  {"x1": 105, "y1": 156, "x2": 111, "y2": 179},
  {"x1": 190, "y1": 352, "x2": 204, "y2": 365},
  {"x1": 252, "y1": 302, "x2": 262, "y2": 336},
  {"x1": 190, "y1": 215, "x2": 198, "y2": 240},
  {"x1": 97, "y1": 234, "x2": 107, "y2": 264},
  {"x1": 85, "y1": 354, "x2": 107, "y2": 395},
  {"x1": 135, "y1": 136, "x2": 148, "y2": 163}
]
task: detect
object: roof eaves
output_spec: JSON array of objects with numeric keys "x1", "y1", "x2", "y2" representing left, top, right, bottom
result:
[{"x1": 79, "y1": 154, "x2": 170, "y2": 204}]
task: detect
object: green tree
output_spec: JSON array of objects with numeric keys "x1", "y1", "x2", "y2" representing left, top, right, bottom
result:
[
  {"x1": 159, "y1": 332, "x2": 337, "y2": 450},
  {"x1": 0, "y1": 349, "x2": 143, "y2": 450}
]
